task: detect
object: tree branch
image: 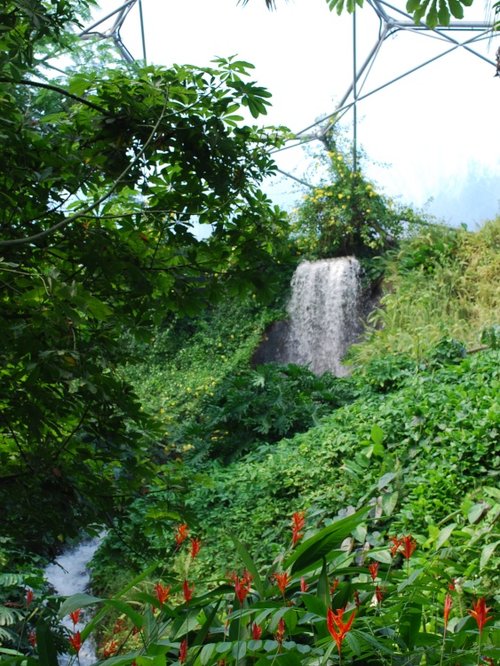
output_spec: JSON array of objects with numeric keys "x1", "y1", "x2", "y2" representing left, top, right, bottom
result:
[
  {"x1": 0, "y1": 100, "x2": 168, "y2": 247},
  {"x1": 0, "y1": 77, "x2": 111, "y2": 115}
]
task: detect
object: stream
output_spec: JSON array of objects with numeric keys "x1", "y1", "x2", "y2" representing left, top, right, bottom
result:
[{"x1": 44, "y1": 537, "x2": 102, "y2": 665}]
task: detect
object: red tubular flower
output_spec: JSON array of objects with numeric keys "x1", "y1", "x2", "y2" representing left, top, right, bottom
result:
[
  {"x1": 389, "y1": 536, "x2": 402, "y2": 557},
  {"x1": 230, "y1": 570, "x2": 253, "y2": 604},
  {"x1": 272, "y1": 572, "x2": 291, "y2": 596},
  {"x1": 113, "y1": 618, "x2": 125, "y2": 634},
  {"x1": 375, "y1": 585, "x2": 384, "y2": 604},
  {"x1": 368, "y1": 562, "x2": 379, "y2": 581},
  {"x1": 190, "y1": 537, "x2": 201, "y2": 559},
  {"x1": 154, "y1": 582, "x2": 171, "y2": 605},
  {"x1": 69, "y1": 609, "x2": 81, "y2": 626},
  {"x1": 401, "y1": 535, "x2": 417, "y2": 559},
  {"x1": 252, "y1": 623, "x2": 262, "y2": 639},
  {"x1": 468, "y1": 597, "x2": 493, "y2": 634},
  {"x1": 327, "y1": 607, "x2": 356, "y2": 655},
  {"x1": 300, "y1": 577, "x2": 309, "y2": 593},
  {"x1": 183, "y1": 580, "x2": 194, "y2": 603},
  {"x1": 444, "y1": 593, "x2": 453, "y2": 629},
  {"x1": 291, "y1": 511, "x2": 305, "y2": 546},
  {"x1": 179, "y1": 638, "x2": 188, "y2": 664},
  {"x1": 69, "y1": 631, "x2": 82, "y2": 654},
  {"x1": 275, "y1": 618, "x2": 286, "y2": 644},
  {"x1": 103, "y1": 640, "x2": 119, "y2": 658},
  {"x1": 25, "y1": 589, "x2": 34, "y2": 607},
  {"x1": 175, "y1": 523, "x2": 189, "y2": 547}
]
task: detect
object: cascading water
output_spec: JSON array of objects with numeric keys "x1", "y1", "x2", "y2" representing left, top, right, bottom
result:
[
  {"x1": 44, "y1": 537, "x2": 101, "y2": 666},
  {"x1": 284, "y1": 256, "x2": 363, "y2": 376}
]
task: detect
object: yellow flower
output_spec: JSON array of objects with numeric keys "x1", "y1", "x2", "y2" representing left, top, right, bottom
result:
[{"x1": 338, "y1": 193, "x2": 344, "y2": 199}]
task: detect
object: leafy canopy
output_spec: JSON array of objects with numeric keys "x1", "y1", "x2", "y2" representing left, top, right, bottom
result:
[{"x1": 0, "y1": 0, "x2": 290, "y2": 552}]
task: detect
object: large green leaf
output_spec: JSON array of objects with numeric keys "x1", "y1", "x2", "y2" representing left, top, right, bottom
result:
[
  {"x1": 58, "y1": 592, "x2": 102, "y2": 619},
  {"x1": 35, "y1": 621, "x2": 58, "y2": 666},
  {"x1": 284, "y1": 506, "x2": 370, "y2": 572}
]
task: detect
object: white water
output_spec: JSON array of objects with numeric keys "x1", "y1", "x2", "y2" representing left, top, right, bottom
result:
[
  {"x1": 45, "y1": 538, "x2": 101, "y2": 666},
  {"x1": 285, "y1": 256, "x2": 363, "y2": 376}
]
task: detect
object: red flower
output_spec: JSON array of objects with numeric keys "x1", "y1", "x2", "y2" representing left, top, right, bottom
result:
[
  {"x1": 69, "y1": 631, "x2": 82, "y2": 654},
  {"x1": 175, "y1": 523, "x2": 189, "y2": 547},
  {"x1": 28, "y1": 630, "x2": 37, "y2": 648},
  {"x1": 183, "y1": 580, "x2": 195, "y2": 603},
  {"x1": 25, "y1": 589, "x2": 34, "y2": 607},
  {"x1": 291, "y1": 511, "x2": 305, "y2": 546},
  {"x1": 389, "y1": 536, "x2": 402, "y2": 557},
  {"x1": 444, "y1": 593, "x2": 453, "y2": 629},
  {"x1": 69, "y1": 609, "x2": 81, "y2": 626},
  {"x1": 330, "y1": 578, "x2": 339, "y2": 595},
  {"x1": 179, "y1": 638, "x2": 188, "y2": 664},
  {"x1": 272, "y1": 572, "x2": 291, "y2": 596},
  {"x1": 113, "y1": 618, "x2": 125, "y2": 634},
  {"x1": 327, "y1": 607, "x2": 356, "y2": 655},
  {"x1": 190, "y1": 537, "x2": 201, "y2": 559},
  {"x1": 368, "y1": 562, "x2": 379, "y2": 581},
  {"x1": 300, "y1": 577, "x2": 309, "y2": 593},
  {"x1": 468, "y1": 597, "x2": 493, "y2": 634},
  {"x1": 375, "y1": 585, "x2": 384, "y2": 604},
  {"x1": 229, "y1": 570, "x2": 253, "y2": 604},
  {"x1": 102, "y1": 640, "x2": 118, "y2": 658},
  {"x1": 252, "y1": 622, "x2": 262, "y2": 639},
  {"x1": 154, "y1": 582, "x2": 171, "y2": 605},
  {"x1": 401, "y1": 535, "x2": 417, "y2": 559},
  {"x1": 275, "y1": 618, "x2": 286, "y2": 644},
  {"x1": 448, "y1": 579, "x2": 456, "y2": 591}
]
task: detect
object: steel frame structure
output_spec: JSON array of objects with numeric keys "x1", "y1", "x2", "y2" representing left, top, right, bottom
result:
[
  {"x1": 79, "y1": 0, "x2": 146, "y2": 63},
  {"x1": 79, "y1": 0, "x2": 498, "y2": 180},
  {"x1": 289, "y1": 1, "x2": 498, "y2": 158}
]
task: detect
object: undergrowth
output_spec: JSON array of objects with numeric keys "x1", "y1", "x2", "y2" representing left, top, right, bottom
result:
[{"x1": 348, "y1": 217, "x2": 500, "y2": 364}]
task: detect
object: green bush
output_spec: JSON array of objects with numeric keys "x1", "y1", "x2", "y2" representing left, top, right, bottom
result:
[
  {"x1": 350, "y1": 218, "x2": 500, "y2": 363},
  {"x1": 175, "y1": 363, "x2": 359, "y2": 460},
  {"x1": 289, "y1": 136, "x2": 426, "y2": 260}
]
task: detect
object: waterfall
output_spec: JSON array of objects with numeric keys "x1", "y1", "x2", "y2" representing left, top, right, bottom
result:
[
  {"x1": 44, "y1": 537, "x2": 101, "y2": 666},
  {"x1": 285, "y1": 256, "x2": 363, "y2": 376}
]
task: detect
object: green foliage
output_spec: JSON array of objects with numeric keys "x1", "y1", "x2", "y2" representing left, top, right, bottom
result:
[
  {"x1": 350, "y1": 218, "x2": 500, "y2": 363},
  {"x1": 176, "y1": 363, "x2": 359, "y2": 460},
  {"x1": 122, "y1": 295, "x2": 292, "y2": 459},
  {"x1": 0, "y1": 0, "x2": 293, "y2": 554},
  {"x1": 173, "y1": 348, "x2": 498, "y2": 578},
  {"x1": 325, "y1": 0, "x2": 478, "y2": 28},
  {"x1": 290, "y1": 137, "x2": 425, "y2": 260},
  {"x1": 5, "y1": 499, "x2": 499, "y2": 665}
]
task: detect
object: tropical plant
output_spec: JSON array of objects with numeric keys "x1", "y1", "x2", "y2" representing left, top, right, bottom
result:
[
  {"x1": 290, "y1": 136, "x2": 424, "y2": 260},
  {"x1": 2, "y1": 501, "x2": 497, "y2": 665},
  {"x1": 0, "y1": 0, "x2": 291, "y2": 553},
  {"x1": 349, "y1": 218, "x2": 500, "y2": 363}
]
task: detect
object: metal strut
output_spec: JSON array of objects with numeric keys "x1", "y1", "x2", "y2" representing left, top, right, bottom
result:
[
  {"x1": 79, "y1": 0, "x2": 145, "y2": 63},
  {"x1": 288, "y1": 0, "x2": 498, "y2": 155}
]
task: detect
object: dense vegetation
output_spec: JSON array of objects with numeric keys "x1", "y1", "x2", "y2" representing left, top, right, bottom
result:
[{"x1": 1, "y1": 2, "x2": 498, "y2": 665}]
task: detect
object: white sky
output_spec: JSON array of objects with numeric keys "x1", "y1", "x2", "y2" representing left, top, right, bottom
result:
[{"x1": 92, "y1": 0, "x2": 500, "y2": 226}]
